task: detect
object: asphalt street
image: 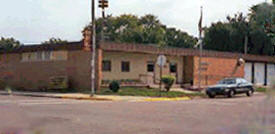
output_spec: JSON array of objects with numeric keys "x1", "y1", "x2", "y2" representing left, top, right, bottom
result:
[{"x1": 0, "y1": 94, "x2": 274, "y2": 134}]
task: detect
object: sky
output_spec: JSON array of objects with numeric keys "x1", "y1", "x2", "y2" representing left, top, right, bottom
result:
[{"x1": 0, "y1": 0, "x2": 272, "y2": 44}]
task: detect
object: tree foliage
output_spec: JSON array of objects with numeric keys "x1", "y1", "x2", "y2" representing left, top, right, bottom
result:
[
  {"x1": 86, "y1": 14, "x2": 197, "y2": 48},
  {"x1": 204, "y1": 2, "x2": 275, "y2": 56},
  {"x1": 0, "y1": 37, "x2": 21, "y2": 51},
  {"x1": 42, "y1": 37, "x2": 68, "y2": 45}
]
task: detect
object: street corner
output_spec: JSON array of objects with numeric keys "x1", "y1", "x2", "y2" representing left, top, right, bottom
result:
[{"x1": 143, "y1": 97, "x2": 191, "y2": 102}]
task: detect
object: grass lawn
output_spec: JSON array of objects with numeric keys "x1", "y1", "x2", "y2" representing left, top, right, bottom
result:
[
  {"x1": 256, "y1": 87, "x2": 267, "y2": 92},
  {"x1": 97, "y1": 87, "x2": 205, "y2": 98}
]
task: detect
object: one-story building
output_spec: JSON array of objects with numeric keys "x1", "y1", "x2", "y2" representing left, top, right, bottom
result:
[{"x1": 0, "y1": 34, "x2": 275, "y2": 91}]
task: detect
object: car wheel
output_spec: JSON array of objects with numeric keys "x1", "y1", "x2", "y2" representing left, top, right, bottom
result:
[
  {"x1": 208, "y1": 94, "x2": 216, "y2": 98},
  {"x1": 227, "y1": 90, "x2": 234, "y2": 98},
  {"x1": 246, "y1": 89, "x2": 253, "y2": 97}
]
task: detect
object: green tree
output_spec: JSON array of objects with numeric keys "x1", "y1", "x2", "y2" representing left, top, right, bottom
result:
[
  {"x1": 139, "y1": 14, "x2": 166, "y2": 45},
  {"x1": 86, "y1": 14, "x2": 196, "y2": 48},
  {"x1": 226, "y1": 13, "x2": 250, "y2": 53},
  {"x1": 42, "y1": 37, "x2": 68, "y2": 45},
  {"x1": 204, "y1": 2, "x2": 275, "y2": 56},
  {"x1": 249, "y1": 2, "x2": 275, "y2": 55},
  {"x1": 204, "y1": 22, "x2": 232, "y2": 52},
  {"x1": 164, "y1": 27, "x2": 197, "y2": 48},
  {"x1": 0, "y1": 37, "x2": 21, "y2": 51}
]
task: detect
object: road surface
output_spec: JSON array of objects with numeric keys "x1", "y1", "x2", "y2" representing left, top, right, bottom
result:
[{"x1": 0, "y1": 94, "x2": 274, "y2": 134}]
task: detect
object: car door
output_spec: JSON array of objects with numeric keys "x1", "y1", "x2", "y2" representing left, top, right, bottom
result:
[
  {"x1": 236, "y1": 78, "x2": 245, "y2": 93},
  {"x1": 241, "y1": 79, "x2": 251, "y2": 92},
  {"x1": 239, "y1": 78, "x2": 250, "y2": 93}
]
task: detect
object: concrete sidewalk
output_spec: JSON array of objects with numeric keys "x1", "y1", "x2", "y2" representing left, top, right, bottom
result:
[{"x1": 0, "y1": 91, "x2": 191, "y2": 102}]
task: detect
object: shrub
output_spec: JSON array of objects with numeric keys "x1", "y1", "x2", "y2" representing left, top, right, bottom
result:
[
  {"x1": 109, "y1": 81, "x2": 120, "y2": 92},
  {"x1": 161, "y1": 75, "x2": 176, "y2": 92},
  {"x1": 0, "y1": 80, "x2": 6, "y2": 90},
  {"x1": 49, "y1": 76, "x2": 68, "y2": 89}
]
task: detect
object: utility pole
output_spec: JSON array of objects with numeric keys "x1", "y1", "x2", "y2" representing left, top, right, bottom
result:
[
  {"x1": 244, "y1": 35, "x2": 248, "y2": 54},
  {"x1": 91, "y1": 0, "x2": 96, "y2": 96},
  {"x1": 198, "y1": 6, "x2": 203, "y2": 89}
]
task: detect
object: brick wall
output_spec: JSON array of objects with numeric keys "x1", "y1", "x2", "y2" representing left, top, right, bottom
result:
[
  {"x1": 193, "y1": 56, "x2": 245, "y2": 86},
  {"x1": 0, "y1": 50, "x2": 92, "y2": 91}
]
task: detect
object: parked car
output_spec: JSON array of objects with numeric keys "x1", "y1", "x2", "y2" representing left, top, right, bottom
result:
[{"x1": 206, "y1": 78, "x2": 254, "y2": 98}]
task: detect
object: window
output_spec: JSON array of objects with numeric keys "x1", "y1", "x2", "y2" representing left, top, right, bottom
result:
[
  {"x1": 170, "y1": 63, "x2": 177, "y2": 73},
  {"x1": 236, "y1": 78, "x2": 242, "y2": 84},
  {"x1": 147, "y1": 61, "x2": 154, "y2": 72},
  {"x1": 102, "y1": 60, "x2": 111, "y2": 72},
  {"x1": 121, "y1": 61, "x2": 130, "y2": 72},
  {"x1": 44, "y1": 51, "x2": 51, "y2": 60},
  {"x1": 240, "y1": 78, "x2": 248, "y2": 84},
  {"x1": 29, "y1": 52, "x2": 37, "y2": 61},
  {"x1": 51, "y1": 51, "x2": 68, "y2": 61},
  {"x1": 21, "y1": 53, "x2": 30, "y2": 61},
  {"x1": 37, "y1": 51, "x2": 43, "y2": 60},
  {"x1": 21, "y1": 51, "x2": 66, "y2": 62},
  {"x1": 218, "y1": 79, "x2": 236, "y2": 84}
]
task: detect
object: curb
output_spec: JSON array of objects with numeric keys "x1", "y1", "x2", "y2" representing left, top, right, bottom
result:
[
  {"x1": 143, "y1": 97, "x2": 191, "y2": 102},
  {"x1": 0, "y1": 92, "x2": 112, "y2": 101},
  {"x1": 0, "y1": 91, "x2": 193, "y2": 102},
  {"x1": 60, "y1": 96, "x2": 112, "y2": 101},
  {"x1": 0, "y1": 92, "x2": 60, "y2": 98}
]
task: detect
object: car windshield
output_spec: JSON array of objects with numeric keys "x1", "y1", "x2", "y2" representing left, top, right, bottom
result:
[{"x1": 218, "y1": 79, "x2": 236, "y2": 85}]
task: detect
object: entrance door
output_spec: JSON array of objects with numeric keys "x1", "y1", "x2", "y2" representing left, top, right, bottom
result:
[
  {"x1": 146, "y1": 61, "x2": 155, "y2": 85},
  {"x1": 170, "y1": 63, "x2": 178, "y2": 83}
]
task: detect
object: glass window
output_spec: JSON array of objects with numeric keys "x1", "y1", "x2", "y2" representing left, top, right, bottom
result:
[
  {"x1": 29, "y1": 53, "x2": 37, "y2": 61},
  {"x1": 44, "y1": 51, "x2": 51, "y2": 60},
  {"x1": 51, "y1": 51, "x2": 67, "y2": 61},
  {"x1": 21, "y1": 53, "x2": 30, "y2": 62},
  {"x1": 218, "y1": 79, "x2": 236, "y2": 84},
  {"x1": 241, "y1": 78, "x2": 248, "y2": 83},
  {"x1": 170, "y1": 63, "x2": 177, "y2": 73},
  {"x1": 36, "y1": 51, "x2": 43, "y2": 60},
  {"x1": 147, "y1": 61, "x2": 154, "y2": 72},
  {"x1": 121, "y1": 61, "x2": 130, "y2": 72},
  {"x1": 102, "y1": 60, "x2": 111, "y2": 72}
]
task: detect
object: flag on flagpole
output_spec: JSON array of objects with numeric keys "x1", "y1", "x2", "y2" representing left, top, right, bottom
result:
[{"x1": 198, "y1": 6, "x2": 203, "y2": 37}]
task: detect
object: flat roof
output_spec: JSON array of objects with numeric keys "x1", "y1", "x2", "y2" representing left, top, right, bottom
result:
[
  {"x1": 0, "y1": 41, "x2": 82, "y2": 54},
  {"x1": 1, "y1": 41, "x2": 275, "y2": 63},
  {"x1": 100, "y1": 42, "x2": 275, "y2": 63}
]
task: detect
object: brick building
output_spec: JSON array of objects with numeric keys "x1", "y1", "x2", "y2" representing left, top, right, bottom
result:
[{"x1": 0, "y1": 38, "x2": 275, "y2": 91}]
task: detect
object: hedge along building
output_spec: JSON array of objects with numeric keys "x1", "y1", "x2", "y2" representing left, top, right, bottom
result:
[{"x1": 0, "y1": 33, "x2": 275, "y2": 91}]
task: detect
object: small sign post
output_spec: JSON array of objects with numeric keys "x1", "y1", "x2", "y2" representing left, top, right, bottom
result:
[{"x1": 157, "y1": 55, "x2": 167, "y2": 91}]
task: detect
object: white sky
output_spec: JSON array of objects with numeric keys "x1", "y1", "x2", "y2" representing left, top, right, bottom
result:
[{"x1": 0, "y1": 0, "x2": 271, "y2": 44}]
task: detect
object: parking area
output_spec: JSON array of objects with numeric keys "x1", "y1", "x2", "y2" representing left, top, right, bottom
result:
[{"x1": 0, "y1": 94, "x2": 274, "y2": 134}]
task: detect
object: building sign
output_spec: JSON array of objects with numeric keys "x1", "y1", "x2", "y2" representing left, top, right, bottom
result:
[{"x1": 157, "y1": 55, "x2": 166, "y2": 67}]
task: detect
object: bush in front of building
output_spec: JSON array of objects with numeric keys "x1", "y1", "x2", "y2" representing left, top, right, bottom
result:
[
  {"x1": 0, "y1": 79, "x2": 6, "y2": 90},
  {"x1": 161, "y1": 75, "x2": 176, "y2": 92},
  {"x1": 49, "y1": 76, "x2": 69, "y2": 90},
  {"x1": 109, "y1": 81, "x2": 120, "y2": 93}
]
